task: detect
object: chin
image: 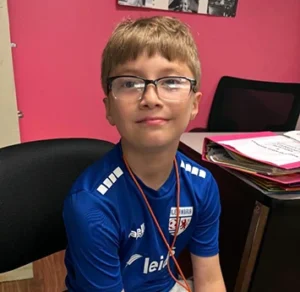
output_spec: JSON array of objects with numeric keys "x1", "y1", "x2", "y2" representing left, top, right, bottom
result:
[
  {"x1": 137, "y1": 135, "x2": 179, "y2": 150},
  {"x1": 121, "y1": 128, "x2": 182, "y2": 151}
]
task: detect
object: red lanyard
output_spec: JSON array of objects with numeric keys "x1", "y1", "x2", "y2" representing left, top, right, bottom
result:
[{"x1": 123, "y1": 156, "x2": 191, "y2": 292}]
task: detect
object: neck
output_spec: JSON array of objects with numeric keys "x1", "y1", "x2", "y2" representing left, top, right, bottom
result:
[{"x1": 121, "y1": 139, "x2": 179, "y2": 190}]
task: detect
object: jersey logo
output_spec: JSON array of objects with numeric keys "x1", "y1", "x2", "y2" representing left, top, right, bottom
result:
[
  {"x1": 126, "y1": 254, "x2": 143, "y2": 267},
  {"x1": 180, "y1": 160, "x2": 206, "y2": 178},
  {"x1": 125, "y1": 248, "x2": 176, "y2": 274},
  {"x1": 128, "y1": 223, "x2": 145, "y2": 239},
  {"x1": 97, "y1": 166, "x2": 123, "y2": 195},
  {"x1": 169, "y1": 207, "x2": 193, "y2": 236}
]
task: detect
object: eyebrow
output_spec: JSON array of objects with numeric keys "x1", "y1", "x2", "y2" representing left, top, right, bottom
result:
[
  {"x1": 113, "y1": 68, "x2": 143, "y2": 76},
  {"x1": 158, "y1": 67, "x2": 184, "y2": 76},
  {"x1": 113, "y1": 66, "x2": 185, "y2": 78}
]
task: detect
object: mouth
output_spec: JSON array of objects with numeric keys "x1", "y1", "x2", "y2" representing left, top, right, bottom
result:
[{"x1": 136, "y1": 117, "x2": 169, "y2": 126}]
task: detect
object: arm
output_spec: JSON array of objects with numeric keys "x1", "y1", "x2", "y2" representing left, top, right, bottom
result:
[
  {"x1": 188, "y1": 175, "x2": 226, "y2": 291},
  {"x1": 191, "y1": 253, "x2": 226, "y2": 292},
  {"x1": 63, "y1": 190, "x2": 123, "y2": 292}
]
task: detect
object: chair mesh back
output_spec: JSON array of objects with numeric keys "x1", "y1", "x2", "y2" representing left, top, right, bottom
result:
[{"x1": 208, "y1": 76, "x2": 300, "y2": 132}]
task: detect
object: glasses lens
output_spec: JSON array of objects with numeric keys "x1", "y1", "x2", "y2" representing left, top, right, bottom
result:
[
  {"x1": 111, "y1": 77, "x2": 144, "y2": 100},
  {"x1": 157, "y1": 77, "x2": 191, "y2": 101}
]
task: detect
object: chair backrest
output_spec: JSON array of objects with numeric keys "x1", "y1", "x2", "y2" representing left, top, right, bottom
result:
[
  {"x1": 0, "y1": 138, "x2": 114, "y2": 273},
  {"x1": 207, "y1": 76, "x2": 300, "y2": 132}
]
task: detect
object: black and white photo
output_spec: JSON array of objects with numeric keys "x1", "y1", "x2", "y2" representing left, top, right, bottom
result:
[
  {"x1": 168, "y1": 0, "x2": 199, "y2": 13},
  {"x1": 118, "y1": 0, "x2": 239, "y2": 17},
  {"x1": 118, "y1": 0, "x2": 148, "y2": 7},
  {"x1": 207, "y1": 0, "x2": 238, "y2": 17}
]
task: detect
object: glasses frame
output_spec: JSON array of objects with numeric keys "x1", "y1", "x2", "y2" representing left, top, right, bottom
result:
[{"x1": 106, "y1": 75, "x2": 197, "y2": 100}]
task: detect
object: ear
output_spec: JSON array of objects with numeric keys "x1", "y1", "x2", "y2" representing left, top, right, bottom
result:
[
  {"x1": 190, "y1": 92, "x2": 202, "y2": 121},
  {"x1": 103, "y1": 97, "x2": 115, "y2": 126}
]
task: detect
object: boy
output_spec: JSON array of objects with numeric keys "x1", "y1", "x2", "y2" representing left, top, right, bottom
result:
[{"x1": 63, "y1": 16, "x2": 226, "y2": 292}]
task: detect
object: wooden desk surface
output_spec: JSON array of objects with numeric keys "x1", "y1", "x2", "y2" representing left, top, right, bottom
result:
[{"x1": 180, "y1": 132, "x2": 300, "y2": 201}]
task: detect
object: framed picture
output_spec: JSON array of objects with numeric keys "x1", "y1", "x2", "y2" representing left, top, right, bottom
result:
[{"x1": 118, "y1": 0, "x2": 239, "y2": 17}]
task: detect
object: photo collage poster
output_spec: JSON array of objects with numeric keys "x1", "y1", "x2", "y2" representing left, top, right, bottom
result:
[{"x1": 118, "y1": 0, "x2": 239, "y2": 18}]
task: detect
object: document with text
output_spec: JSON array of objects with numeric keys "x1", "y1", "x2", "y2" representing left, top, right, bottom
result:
[{"x1": 219, "y1": 135, "x2": 300, "y2": 167}]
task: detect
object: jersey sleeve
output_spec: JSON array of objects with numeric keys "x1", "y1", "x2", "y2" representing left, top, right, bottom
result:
[
  {"x1": 188, "y1": 175, "x2": 221, "y2": 257},
  {"x1": 63, "y1": 190, "x2": 123, "y2": 292}
]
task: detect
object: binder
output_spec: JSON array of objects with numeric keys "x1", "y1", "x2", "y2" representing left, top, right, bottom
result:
[{"x1": 202, "y1": 131, "x2": 300, "y2": 187}]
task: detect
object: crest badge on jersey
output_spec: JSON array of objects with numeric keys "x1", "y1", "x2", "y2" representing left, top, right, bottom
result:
[{"x1": 168, "y1": 206, "x2": 193, "y2": 236}]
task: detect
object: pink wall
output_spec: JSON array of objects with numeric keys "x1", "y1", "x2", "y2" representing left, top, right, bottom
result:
[{"x1": 8, "y1": 0, "x2": 300, "y2": 143}]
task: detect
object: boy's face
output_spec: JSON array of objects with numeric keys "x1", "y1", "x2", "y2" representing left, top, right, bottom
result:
[{"x1": 104, "y1": 52, "x2": 201, "y2": 151}]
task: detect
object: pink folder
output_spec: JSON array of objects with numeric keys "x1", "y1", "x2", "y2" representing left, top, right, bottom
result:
[{"x1": 202, "y1": 132, "x2": 300, "y2": 185}]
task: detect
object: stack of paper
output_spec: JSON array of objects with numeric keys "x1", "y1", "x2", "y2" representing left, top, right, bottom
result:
[{"x1": 202, "y1": 131, "x2": 300, "y2": 195}]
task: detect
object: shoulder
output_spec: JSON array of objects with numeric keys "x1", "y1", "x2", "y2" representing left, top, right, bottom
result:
[
  {"x1": 69, "y1": 142, "x2": 127, "y2": 196},
  {"x1": 177, "y1": 150, "x2": 216, "y2": 188},
  {"x1": 63, "y1": 143, "x2": 127, "y2": 223},
  {"x1": 176, "y1": 151, "x2": 219, "y2": 203}
]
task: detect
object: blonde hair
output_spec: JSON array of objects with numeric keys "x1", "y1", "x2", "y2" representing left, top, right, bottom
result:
[{"x1": 101, "y1": 16, "x2": 201, "y2": 95}]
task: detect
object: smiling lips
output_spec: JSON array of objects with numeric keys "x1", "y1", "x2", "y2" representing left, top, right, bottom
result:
[{"x1": 136, "y1": 117, "x2": 169, "y2": 125}]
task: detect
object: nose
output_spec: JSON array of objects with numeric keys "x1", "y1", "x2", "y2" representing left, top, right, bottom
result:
[{"x1": 139, "y1": 84, "x2": 163, "y2": 109}]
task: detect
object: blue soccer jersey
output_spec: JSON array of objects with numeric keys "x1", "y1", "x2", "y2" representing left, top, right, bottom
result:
[{"x1": 63, "y1": 142, "x2": 221, "y2": 292}]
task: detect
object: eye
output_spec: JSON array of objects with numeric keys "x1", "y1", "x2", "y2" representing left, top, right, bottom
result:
[
  {"x1": 113, "y1": 77, "x2": 144, "y2": 90},
  {"x1": 122, "y1": 81, "x2": 136, "y2": 88},
  {"x1": 119, "y1": 79, "x2": 141, "y2": 89},
  {"x1": 160, "y1": 78, "x2": 189, "y2": 90},
  {"x1": 161, "y1": 78, "x2": 181, "y2": 87}
]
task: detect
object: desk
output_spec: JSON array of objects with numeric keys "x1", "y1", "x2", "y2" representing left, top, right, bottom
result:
[{"x1": 179, "y1": 132, "x2": 300, "y2": 292}]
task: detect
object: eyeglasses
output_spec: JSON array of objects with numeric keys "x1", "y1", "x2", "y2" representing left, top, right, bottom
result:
[{"x1": 107, "y1": 75, "x2": 197, "y2": 101}]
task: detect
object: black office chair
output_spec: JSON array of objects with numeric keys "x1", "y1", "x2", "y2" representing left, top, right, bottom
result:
[
  {"x1": 0, "y1": 138, "x2": 114, "y2": 274},
  {"x1": 190, "y1": 76, "x2": 300, "y2": 132}
]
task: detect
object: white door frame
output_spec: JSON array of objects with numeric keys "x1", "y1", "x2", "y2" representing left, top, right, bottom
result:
[
  {"x1": 0, "y1": 0, "x2": 33, "y2": 283},
  {"x1": 0, "y1": 0, "x2": 20, "y2": 148}
]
